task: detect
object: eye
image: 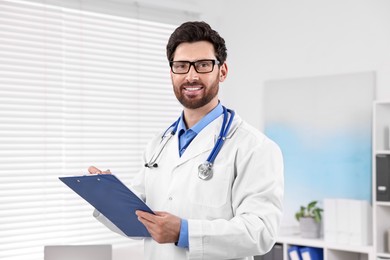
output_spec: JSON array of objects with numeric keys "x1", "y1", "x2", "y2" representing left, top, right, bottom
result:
[
  {"x1": 173, "y1": 62, "x2": 187, "y2": 69},
  {"x1": 198, "y1": 61, "x2": 211, "y2": 68}
]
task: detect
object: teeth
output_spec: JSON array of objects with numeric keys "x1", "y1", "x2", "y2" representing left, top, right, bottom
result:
[{"x1": 185, "y1": 87, "x2": 201, "y2": 91}]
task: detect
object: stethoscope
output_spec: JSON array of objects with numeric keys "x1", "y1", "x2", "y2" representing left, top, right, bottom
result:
[{"x1": 145, "y1": 106, "x2": 235, "y2": 180}]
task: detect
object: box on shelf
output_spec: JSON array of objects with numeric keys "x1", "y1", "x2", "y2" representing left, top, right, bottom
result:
[{"x1": 323, "y1": 198, "x2": 372, "y2": 246}]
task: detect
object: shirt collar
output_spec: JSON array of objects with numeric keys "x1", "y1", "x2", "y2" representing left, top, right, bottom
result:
[{"x1": 177, "y1": 102, "x2": 224, "y2": 135}]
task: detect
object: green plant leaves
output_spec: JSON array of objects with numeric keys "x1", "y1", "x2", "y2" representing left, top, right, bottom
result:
[{"x1": 295, "y1": 200, "x2": 323, "y2": 223}]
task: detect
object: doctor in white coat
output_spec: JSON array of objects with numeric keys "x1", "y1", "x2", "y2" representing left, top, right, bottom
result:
[{"x1": 90, "y1": 21, "x2": 284, "y2": 260}]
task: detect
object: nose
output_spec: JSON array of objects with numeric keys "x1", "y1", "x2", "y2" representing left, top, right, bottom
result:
[{"x1": 185, "y1": 64, "x2": 199, "y2": 82}]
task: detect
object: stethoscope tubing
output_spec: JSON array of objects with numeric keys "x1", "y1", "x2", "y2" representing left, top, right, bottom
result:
[
  {"x1": 145, "y1": 106, "x2": 235, "y2": 175},
  {"x1": 206, "y1": 108, "x2": 235, "y2": 165}
]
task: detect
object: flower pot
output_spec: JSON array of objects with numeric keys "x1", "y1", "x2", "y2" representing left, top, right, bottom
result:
[{"x1": 299, "y1": 217, "x2": 321, "y2": 238}]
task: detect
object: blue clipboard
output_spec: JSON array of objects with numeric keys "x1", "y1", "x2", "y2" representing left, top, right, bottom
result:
[{"x1": 59, "y1": 174, "x2": 154, "y2": 237}]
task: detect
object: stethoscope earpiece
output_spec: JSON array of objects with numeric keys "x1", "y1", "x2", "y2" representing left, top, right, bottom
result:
[{"x1": 144, "y1": 162, "x2": 159, "y2": 168}]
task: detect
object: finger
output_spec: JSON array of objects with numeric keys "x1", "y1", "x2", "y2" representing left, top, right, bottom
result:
[
  {"x1": 88, "y1": 166, "x2": 102, "y2": 174},
  {"x1": 153, "y1": 211, "x2": 167, "y2": 217},
  {"x1": 136, "y1": 210, "x2": 158, "y2": 223},
  {"x1": 88, "y1": 166, "x2": 112, "y2": 175},
  {"x1": 137, "y1": 214, "x2": 154, "y2": 227}
]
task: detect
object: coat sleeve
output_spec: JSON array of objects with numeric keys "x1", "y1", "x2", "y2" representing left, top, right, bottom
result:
[{"x1": 187, "y1": 137, "x2": 284, "y2": 260}]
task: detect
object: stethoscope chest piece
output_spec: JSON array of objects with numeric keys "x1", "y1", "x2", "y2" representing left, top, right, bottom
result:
[{"x1": 198, "y1": 162, "x2": 213, "y2": 180}]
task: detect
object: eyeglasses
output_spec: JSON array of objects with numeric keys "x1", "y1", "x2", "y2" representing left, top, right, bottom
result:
[{"x1": 169, "y1": 59, "x2": 220, "y2": 74}]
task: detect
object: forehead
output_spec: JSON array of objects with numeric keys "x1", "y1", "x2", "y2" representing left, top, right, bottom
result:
[{"x1": 173, "y1": 41, "x2": 216, "y2": 61}]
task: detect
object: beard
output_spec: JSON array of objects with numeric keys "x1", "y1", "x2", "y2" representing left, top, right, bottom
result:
[{"x1": 173, "y1": 76, "x2": 220, "y2": 110}]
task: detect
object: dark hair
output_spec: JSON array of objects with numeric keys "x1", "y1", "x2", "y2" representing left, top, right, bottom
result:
[{"x1": 166, "y1": 21, "x2": 227, "y2": 64}]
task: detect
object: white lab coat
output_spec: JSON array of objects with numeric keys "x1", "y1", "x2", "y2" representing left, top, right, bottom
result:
[{"x1": 95, "y1": 113, "x2": 284, "y2": 260}]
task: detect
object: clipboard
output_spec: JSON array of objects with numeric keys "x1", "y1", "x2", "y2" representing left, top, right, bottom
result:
[{"x1": 59, "y1": 174, "x2": 154, "y2": 237}]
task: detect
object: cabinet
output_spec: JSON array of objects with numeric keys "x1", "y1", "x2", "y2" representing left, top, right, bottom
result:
[{"x1": 373, "y1": 101, "x2": 390, "y2": 259}]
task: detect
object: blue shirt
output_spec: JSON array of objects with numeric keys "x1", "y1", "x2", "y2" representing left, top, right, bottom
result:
[
  {"x1": 177, "y1": 103, "x2": 224, "y2": 157},
  {"x1": 175, "y1": 103, "x2": 224, "y2": 249}
]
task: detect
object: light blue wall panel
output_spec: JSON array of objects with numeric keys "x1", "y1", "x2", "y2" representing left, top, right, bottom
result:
[{"x1": 264, "y1": 72, "x2": 375, "y2": 226}]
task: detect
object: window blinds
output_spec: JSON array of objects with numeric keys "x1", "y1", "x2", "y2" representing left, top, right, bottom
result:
[{"x1": 0, "y1": 1, "x2": 187, "y2": 259}]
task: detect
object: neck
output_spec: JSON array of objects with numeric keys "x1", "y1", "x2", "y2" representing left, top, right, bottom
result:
[{"x1": 183, "y1": 99, "x2": 219, "y2": 129}]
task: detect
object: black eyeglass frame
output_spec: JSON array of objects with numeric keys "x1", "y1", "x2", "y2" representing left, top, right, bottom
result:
[{"x1": 169, "y1": 59, "x2": 221, "y2": 74}]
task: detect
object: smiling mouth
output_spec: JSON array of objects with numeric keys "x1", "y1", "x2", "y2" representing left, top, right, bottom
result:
[{"x1": 184, "y1": 87, "x2": 202, "y2": 91}]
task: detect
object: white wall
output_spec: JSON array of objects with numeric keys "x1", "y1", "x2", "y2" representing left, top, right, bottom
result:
[{"x1": 199, "y1": 0, "x2": 390, "y2": 130}]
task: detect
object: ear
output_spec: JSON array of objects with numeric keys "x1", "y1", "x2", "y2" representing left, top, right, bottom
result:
[{"x1": 219, "y1": 62, "x2": 228, "y2": 82}]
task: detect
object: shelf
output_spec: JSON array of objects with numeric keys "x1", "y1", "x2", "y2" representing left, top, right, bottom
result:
[
  {"x1": 277, "y1": 235, "x2": 373, "y2": 254},
  {"x1": 374, "y1": 101, "x2": 390, "y2": 260},
  {"x1": 277, "y1": 235, "x2": 324, "y2": 248},
  {"x1": 325, "y1": 242, "x2": 373, "y2": 254},
  {"x1": 376, "y1": 150, "x2": 390, "y2": 155},
  {"x1": 376, "y1": 201, "x2": 390, "y2": 207},
  {"x1": 375, "y1": 100, "x2": 390, "y2": 105},
  {"x1": 377, "y1": 252, "x2": 390, "y2": 258}
]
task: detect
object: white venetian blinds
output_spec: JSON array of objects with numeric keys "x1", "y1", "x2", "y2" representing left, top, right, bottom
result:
[{"x1": 0, "y1": 0, "x2": 187, "y2": 259}]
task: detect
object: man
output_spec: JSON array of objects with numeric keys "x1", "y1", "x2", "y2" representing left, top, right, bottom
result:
[{"x1": 91, "y1": 21, "x2": 284, "y2": 260}]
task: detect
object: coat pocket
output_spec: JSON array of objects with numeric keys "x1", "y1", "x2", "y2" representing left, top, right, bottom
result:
[{"x1": 189, "y1": 164, "x2": 232, "y2": 208}]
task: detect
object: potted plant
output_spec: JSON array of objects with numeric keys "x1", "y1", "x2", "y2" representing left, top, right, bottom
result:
[{"x1": 295, "y1": 200, "x2": 323, "y2": 238}]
